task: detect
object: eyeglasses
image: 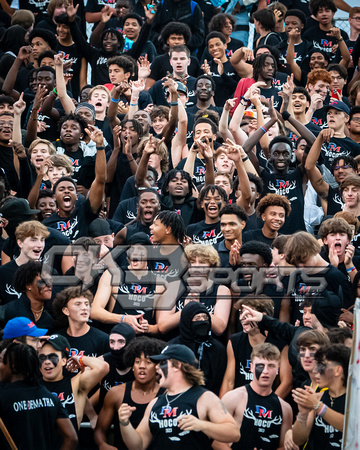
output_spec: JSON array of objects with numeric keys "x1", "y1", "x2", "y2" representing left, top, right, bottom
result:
[
  {"x1": 333, "y1": 164, "x2": 350, "y2": 170},
  {"x1": 350, "y1": 16, "x2": 360, "y2": 21},
  {"x1": 351, "y1": 117, "x2": 360, "y2": 123}
]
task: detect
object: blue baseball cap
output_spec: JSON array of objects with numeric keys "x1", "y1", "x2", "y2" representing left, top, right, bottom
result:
[
  {"x1": 3, "y1": 317, "x2": 48, "y2": 339},
  {"x1": 325, "y1": 101, "x2": 350, "y2": 115}
]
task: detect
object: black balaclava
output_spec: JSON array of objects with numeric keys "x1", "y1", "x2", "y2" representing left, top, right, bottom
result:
[
  {"x1": 179, "y1": 302, "x2": 211, "y2": 347},
  {"x1": 110, "y1": 323, "x2": 136, "y2": 369}
]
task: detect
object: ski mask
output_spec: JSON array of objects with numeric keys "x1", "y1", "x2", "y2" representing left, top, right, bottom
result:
[
  {"x1": 191, "y1": 319, "x2": 211, "y2": 340},
  {"x1": 109, "y1": 323, "x2": 136, "y2": 369}
]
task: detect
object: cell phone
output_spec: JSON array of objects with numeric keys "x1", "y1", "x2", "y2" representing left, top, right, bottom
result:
[{"x1": 332, "y1": 89, "x2": 342, "y2": 101}]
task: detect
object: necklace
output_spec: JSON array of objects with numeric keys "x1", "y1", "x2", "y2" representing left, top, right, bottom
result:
[
  {"x1": 165, "y1": 390, "x2": 187, "y2": 409},
  {"x1": 329, "y1": 394, "x2": 334, "y2": 408},
  {"x1": 31, "y1": 306, "x2": 44, "y2": 320}
]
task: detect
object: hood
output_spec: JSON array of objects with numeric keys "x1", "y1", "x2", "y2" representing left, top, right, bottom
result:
[{"x1": 179, "y1": 301, "x2": 211, "y2": 345}]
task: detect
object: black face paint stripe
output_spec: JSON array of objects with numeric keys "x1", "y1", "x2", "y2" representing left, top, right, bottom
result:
[{"x1": 255, "y1": 363, "x2": 265, "y2": 380}]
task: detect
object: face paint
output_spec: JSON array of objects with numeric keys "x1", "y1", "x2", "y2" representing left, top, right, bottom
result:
[
  {"x1": 204, "y1": 202, "x2": 210, "y2": 210},
  {"x1": 217, "y1": 202, "x2": 222, "y2": 210},
  {"x1": 299, "y1": 352, "x2": 316, "y2": 358},
  {"x1": 39, "y1": 353, "x2": 60, "y2": 366},
  {"x1": 255, "y1": 363, "x2": 265, "y2": 380},
  {"x1": 160, "y1": 360, "x2": 168, "y2": 378}
]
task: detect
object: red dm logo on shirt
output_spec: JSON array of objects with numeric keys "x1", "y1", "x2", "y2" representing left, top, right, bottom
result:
[
  {"x1": 276, "y1": 180, "x2": 289, "y2": 189},
  {"x1": 202, "y1": 229, "x2": 215, "y2": 239},
  {"x1": 327, "y1": 143, "x2": 341, "y2": 153},
  {"x1": 132, "y1": 284, "x2": 147, "y2": 294},
  {"x1": 57, "y1": 220, "x2": 71, "y2": 231},
  {"x1": 321, "y1": 39, "x2": 333, "y2": 47},
  {"x1": 160, "y1": 406, "x2": 178, "y2": 417},
  {"x1": 312, "y1": 118, "x2": 323, "y2": 126},
  {"x1": 155, "y1": 263, "x2": 169, "y2": 272},
  {"x1": 299, "y1": 284, "x2": 311, "y2": 294},
  {"x1": 196, "y1": 166, "x2": 205, "y2": 175},
  {"x1": 256, "y1": 405, "x2": 273, "y2": 419}
]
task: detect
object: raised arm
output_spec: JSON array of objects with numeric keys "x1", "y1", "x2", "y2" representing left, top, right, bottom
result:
[
  {"x1": 2, "y1": 46, "x2": 32, "y2": 100},
  {"x1": 89, "y1": 6, "x2": 114, "y2": 46},
  {"x1": 86, "y1": 126, "x2": 107, "y2": 214},
  {"x1": 160, "y1": 78, "x2": 178, "y2": 143},
  {"x1": 135, "y1": 135, "x2": 164, "y2": 187},
  {"x1": 67, "y1": 0, "x2": 96, "y2": 64},
  {"x1": 219, "y1": 99, "x2": 237, "y2": 141},
  {"x1": 54, "y1": 52, "x2": 75, "y2": 114},
  {"x1": 286, "y1": 29, "x2": 302, "y2": 82},
  {"x1": 225, "y1": 140, "x2": 252, "y2": 209},
  {"x1": 26, "y1": 85, "x2": 48, "y2": 143},
  {"x1": 304, "y1": 128, "x2": 332, "y2": 200},
  {"x1": 230, "y1": 47, "x2": 254, "y2": 78},
  {"x1": 171, "y1": 100, "x2": 188, "y2": 168}
]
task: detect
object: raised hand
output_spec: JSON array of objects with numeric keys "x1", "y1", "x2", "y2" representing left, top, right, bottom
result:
[
  {"x1": 224, "y1": 98, "x2": 237, "y2": 111},
  {"x1": 137, "y1": 55, "x2": 150, "y2": 80},
  {"x1": 201, "y1": 59, "x2": 211, "y2": 75},
  {"x1": 282, "y1": 74, "x2": 295, "y2": 97},
  {"x1": 85, "y1": 124, "x2": 104, "y2": 147},
  {"x1": 33, "y1": 85, "x2": 48, "y2": 110},
  {"x1": 101, "y1": 5, "x2": 114, "y2": 23},
  {"x1": 327, "y1": 27, "x2": 341, "y2": 40},
  {"x1": 11, "y1": 140, "x2": 27, "y2": 159},
  {"x1": 214, "y1": 57, "x2": 223, "y2": 75},
  {"x1": 17, "y1": 45, "x2": 32, "y2": 63},
  {"x1": 241, "y1": 47, "x2": 254, "y2": 62},
  {"x1": 320, "y1": 127, "x2": 334, "y2": 143},
  {"x1": 53, "y1": 52, "x2": 64, "y2": 67},
  {"x1": 118, "y1": 403, "x2": 136, "y2": 425},
  {"x1": 13, "y1": 92, "x2": 26, "y2": 115},
  {"x1": 195, "y1": 137, "x2": 213, "y2": 160},
  {"x1": 66, "y1": 0, "x2": 79, "y2": 21},
  {"x1": 288, "y1": 27, "x2": 300, "y2": 42},
  {"x1": 223, "y1": 138, "x2": 242, "y2": 162},
  {"x1": 144, "y1": 3, "x2": 157, "y2": 23},
  {"x1": 310, "y1": 92, "x2": 324, "y2": 110},
  {"x1": 244, "y1": 81, "x2": 266, "y2": 100}
]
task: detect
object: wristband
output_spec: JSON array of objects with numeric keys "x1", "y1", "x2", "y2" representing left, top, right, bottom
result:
[
  {"x1": 130, "y1": 97, "x2": 138, "y2": 103},
  {"x1": 260, "y1": 126, "x2": 268, "y2": 133},
  {"x1": 338, "y1": 37, "x2": 343, "y2": 42},
  {"x1": 319, "y1": 404, "x2": 328, "y2": 418},
  {"x1": 240, "y1": 95, "x2": 250, "y2": 102},
  {"x1": 120, "y1": 314, "x2": 125, "y2": 323},
  {"x1": 120, "y1": 420, "x2": 130, "y2": 426},
  {"x1": 282, "y1": 111, "x2": 291, "y2": 121},
  {"x1": 76, "y1": 355, "x2": 85, "y2": 367},
  {"x1": 96, "y1": 146, "x2": 105, "y2": 150},
  {"x1": 53, "y1": 88, "x2": 58, "y2": 96},
  {"x1": 242, "y1": 155, "x2": 249, "y2": 162},
  {"x1": 111, "y1": 96, "x2": 120, "y2": 103},
  {"x1": 317, "y1": 403, "x2": 326, "y2": 416},
  {"x1": 130, "y1": 103, "x2": 138, "y2": 106},
  {"x1": 170, "y1": 101, "x2": 178, "y2": 106},
  {"x1": 346, "y1": 266, "x2": 356, "y2": 273}
]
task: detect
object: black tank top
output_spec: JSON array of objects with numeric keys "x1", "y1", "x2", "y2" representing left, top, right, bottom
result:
[
  {"x1": 306, "y1": 390, "x2": 345, "y2": 449},
  {"x1": 234, "y1": 384, "x2": 282, "y2": 450},
  {"x1": 231, "y1": 332, "x2": 285, "y2": 388},
  {"x1": 41, "y1": 377, "x2": 78, "y2": 432},
  {"x1": 114, "y1": 382, "x2": 165, "y2": 448},
  {"x1": 148, "y1": 385, "x2": 212, "y2": 449}
]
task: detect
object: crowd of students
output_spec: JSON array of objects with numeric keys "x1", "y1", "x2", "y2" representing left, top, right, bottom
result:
[{"x1": 0, "y1": 0, "x2": 359, "y2": 448}]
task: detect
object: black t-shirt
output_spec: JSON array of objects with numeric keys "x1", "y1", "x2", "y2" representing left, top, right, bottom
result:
[
  {"x1": 311, "y1": 105, "x2": 328, "y2": 129},
  {"x1": 327, "y1": 185, "x2": 344, "y2": 216},
  {"x1": 303, "y1": 25, "x2": 348, "y2": 63},
  {"x1": 149, "y1": 54, "x2": 200, "y2": 81},
  {"x1": 319, "y1": 137, "x2": 360, "y2": 171},
  {"x1": 57, "y1": 326, "x2": 110, "y2": 358},
  {"x1": 113, "y1": 196, "x2": 138, "y2": 224},
  {"x1": 207, "y1": 59, "x2": 240, "y2": 107},
  {"x1": 276, "y1": 39, "x2": 313, "y2": 74},
  {"x1": 0, "y1": 381, "x2": 68, "y2": 450},
  {"x1": 43, "y1": 198, "x2": 99, "y2": 241},
  {"x1": 56, "y1": 42, "x2": 83, "y2": 100},
  {"x1": 1, "y1": 294, "x2": 54, "y2": 331},
  {"x1": 176, "y1": 156, "x2": 206, "y2": 188},
  {"x1": 261, "y1": 167, "x2": 306, "y2": 234},
  {"x1": 149, "y1": 76, "x2": 197, "y2": 108},
  {"x1": 243, "y1": 228, "x2": 277, "y2": 247},
  {"x1": 186, "y1": 220, "x2": 223, "y2": 246},
  {"x1": 0, "y1": 144, "x2": 19, "y2": 191},
  {"x1": 0, "y1": 259, "x2": 20, "y2": 305},
  {"x1": 41, "y1": 377, "x2": 78, "y2": 432}
]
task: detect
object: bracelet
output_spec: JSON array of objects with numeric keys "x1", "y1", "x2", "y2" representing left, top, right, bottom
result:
[
  {"x1": 282, "y1": 111, "x2": 291, "y2": 121},
  {"x1": 338, "y1": 37, "x2": 343, "y2": 42},
  {"x1": 242, "y1": 155, "x2": 249, "y2": 162},
  {"x1": 96, "y1": 146, "x2": 105, "y2": 150},
  {"x1": 313, "y1": 401, "x2": 321, "y2": 411},
  {"x1": 76, "y1": 355, "x2": 85, "y2": 367},
  {"x1": 319, "y1": 404, "x2": 328, "y2": 418},
  {"x1": 296, "y1": 412, "x2": 308, "y2": 424},
  {"x1": 127, "y1": 158, "x2": 134, "y2": 162},
  {"x1": 346, "y1": 266, "x2": 356, "y2": 273},
  {"x1": 120, "y1": 420, "x2": 130, "y2": 426},
  {"x1": 240, "y1": 95, "x2": 250, "y2": 102},
  {"x1": 111, "y1": 96, "x2": 120, "y2": 103},
  {"x1": 260, "y1": 126, "x2": 268, "y2": 133},
  {"x1": 170, "y1": 101, "x2": 178, "y2": 106},
  {"x1": 130, "y1": 103, "x2": 138, "y2": 106},
  {"x1": 53, "y1": 88, "x2": 58, "y2": 96},
  {"x1": 317, "y1": 403, "x2": 325, "y2": 416},
  {"x1": 240, "y1": 100, "x2": 248, "y2": 106},
  {"x1": 120, "y1": 315, "x2": 125, "y2": 323},
  {"x1": 31, "y1": 117, "x2": 38, "y2": 121}
]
